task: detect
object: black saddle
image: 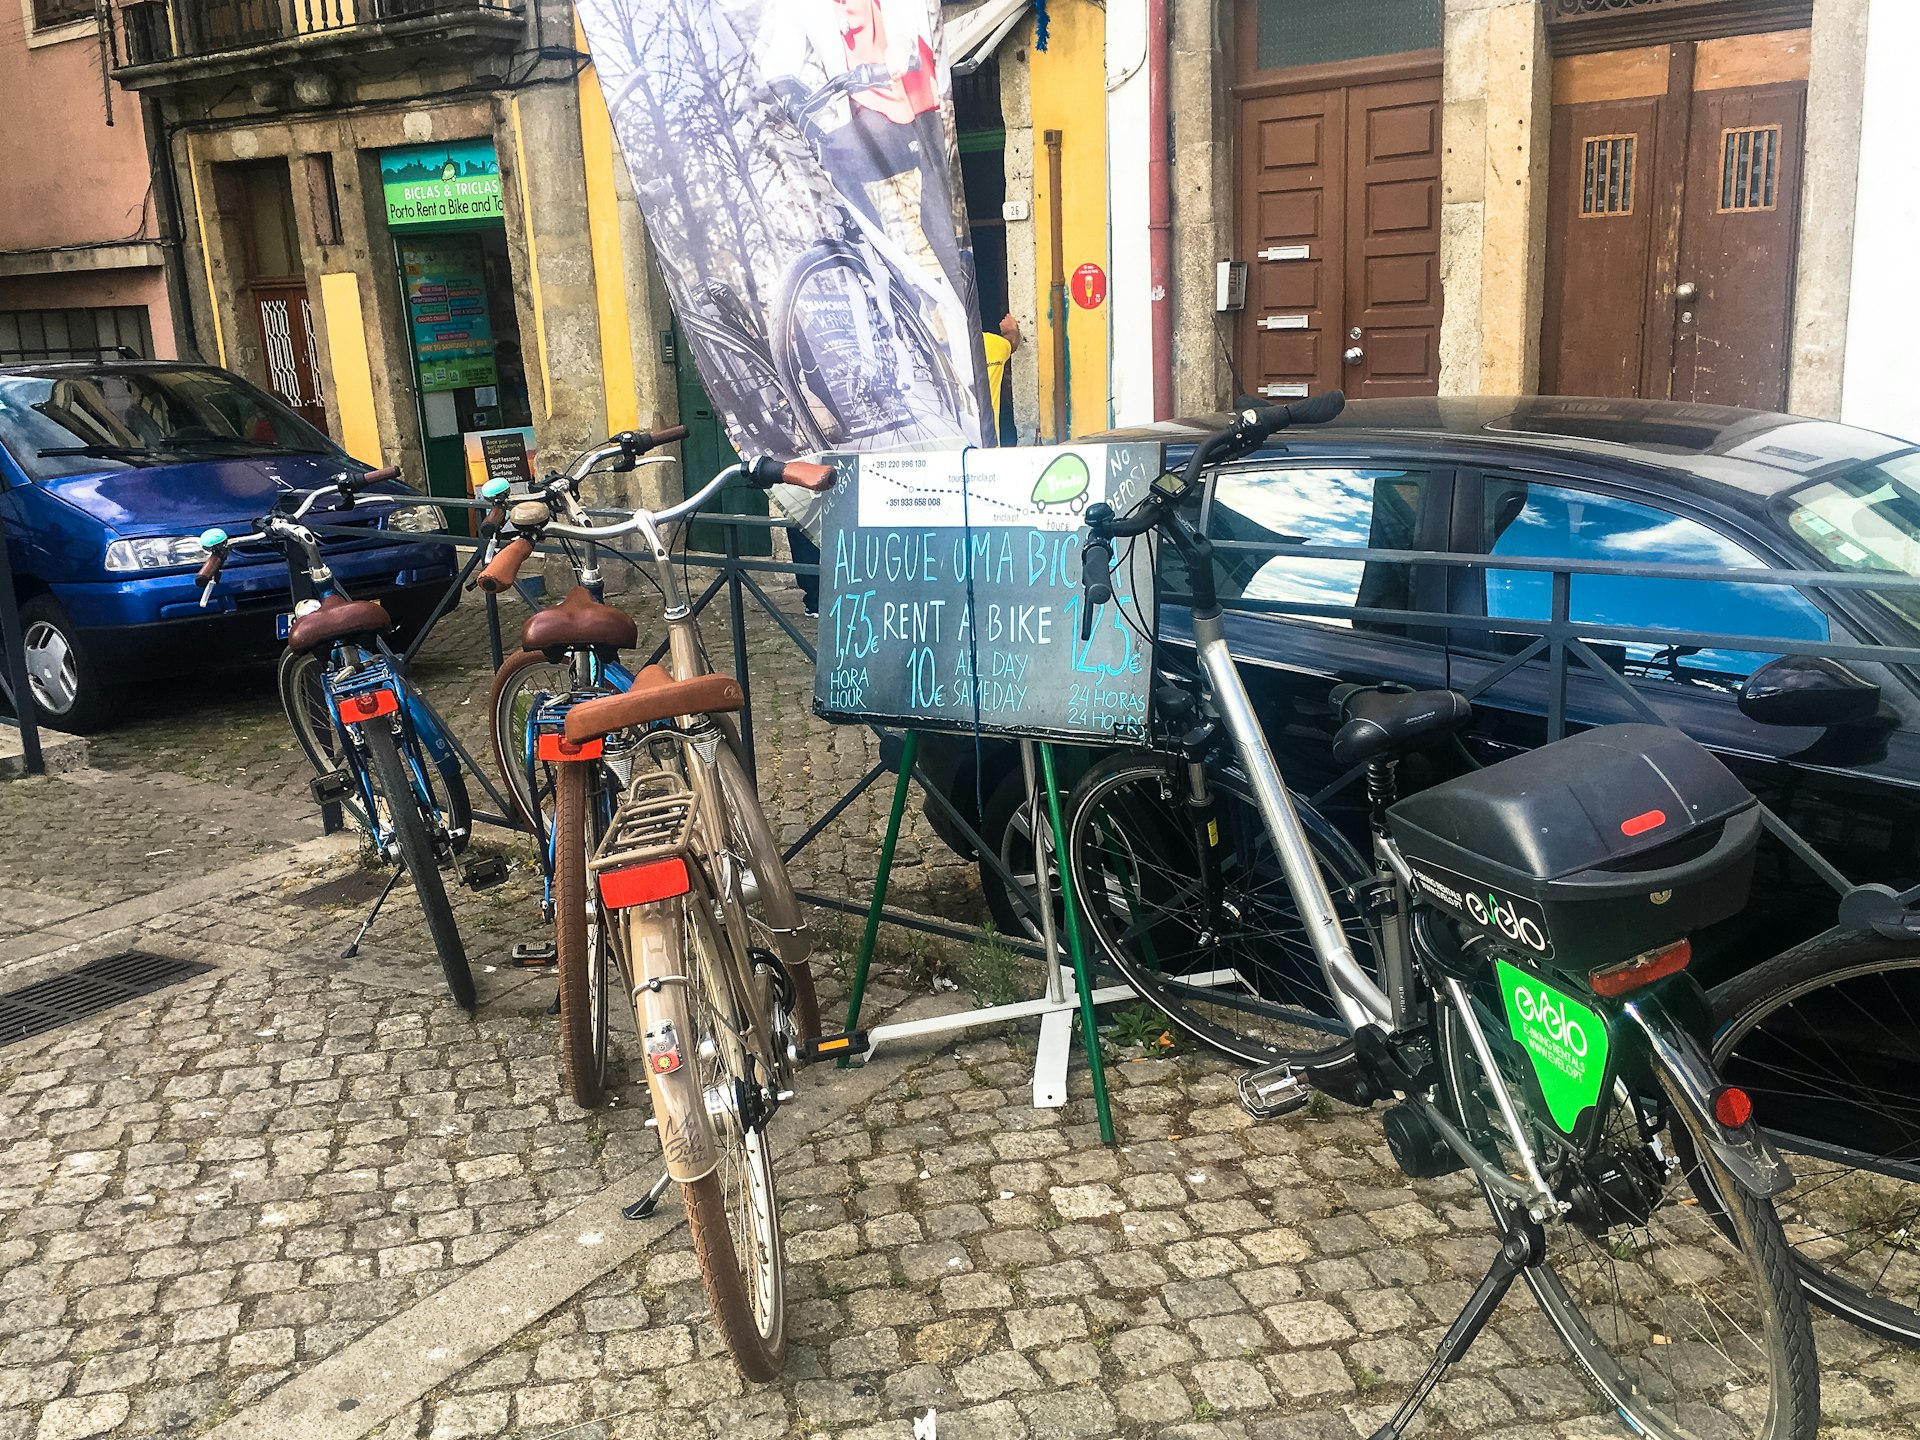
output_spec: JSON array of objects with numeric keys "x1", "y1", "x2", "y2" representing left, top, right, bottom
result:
[{"x1": 1331, "y1": 686, "x2": 1472, "y2": 768}]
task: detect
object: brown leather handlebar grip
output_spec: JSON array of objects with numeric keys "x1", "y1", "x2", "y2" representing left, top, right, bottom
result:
[
  {"x1": 195, "y1": 550, "x2": 226, "y2": 585},
  {"x1": 360, "y1": 465, "x2": 400, "y2": 484},
  {"x1": 782, "y1": 460, "x2": 835, "y2": 492},
  {"x1": 655, "y1": 424, "x2": 688, "y2": 445},
  {"x1": 475, "y1": 536, "x2": 533, "y2": 594}
]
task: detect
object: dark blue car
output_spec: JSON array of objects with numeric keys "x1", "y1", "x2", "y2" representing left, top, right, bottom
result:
[{"x1": 0, "y1": 361, "x2": 458, "y2": 732}]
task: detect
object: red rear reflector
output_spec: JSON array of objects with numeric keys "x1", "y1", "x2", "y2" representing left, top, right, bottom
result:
[
  {"x1": 1713, "y1": 1086, "x2": 1754, "y2": 1129},
  {"x1": 1590, "y1": 939, "x2": 1691, "y2": 997},
  {"x1": 597, "y1": 857, "x2": 691, "y2": 910},
  {"x1": 536, "y1": 732, "x2": 604, "y2": 761},
  {"x1": 1621, "y1": 809, "x2": 1667, "y2": 837},
  {"x1": 336, "y1": 687, "x2": 399, "y2": 723}
]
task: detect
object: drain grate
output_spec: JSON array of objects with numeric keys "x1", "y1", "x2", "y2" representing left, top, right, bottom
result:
[{"x1": 0, "y1": 951, "x2": 213, "y2": 1048}]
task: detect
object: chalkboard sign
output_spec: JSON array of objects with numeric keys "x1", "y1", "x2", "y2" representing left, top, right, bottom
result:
[{"x1": 812, "y1": 443, "x2": 1161, "y2": 741}]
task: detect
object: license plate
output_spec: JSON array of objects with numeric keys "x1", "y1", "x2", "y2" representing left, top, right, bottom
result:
[{"x1": 275, "y1": 612, "x2": 293, "y2": 640}]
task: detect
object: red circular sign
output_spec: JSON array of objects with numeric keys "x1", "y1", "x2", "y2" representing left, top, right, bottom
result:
[{"x1": 1071, "y1": 262, "x2": 1107, "y2": 310}]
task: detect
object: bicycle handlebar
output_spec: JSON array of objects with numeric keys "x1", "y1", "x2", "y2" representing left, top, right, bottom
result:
[
  {"x1": 1079, "y1": 390, "x2": 1346, "y2": 633},
  {"x1": 475, "y1": 536, "x2": 534, "y2": 594}
]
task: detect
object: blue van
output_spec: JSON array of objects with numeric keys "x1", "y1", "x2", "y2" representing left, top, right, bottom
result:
[{"x1": 0, "y1": 362, "x2": 457, "y2": 731}]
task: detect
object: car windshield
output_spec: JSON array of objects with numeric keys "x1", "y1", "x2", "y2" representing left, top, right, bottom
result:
[
  {"x1": 0, "y1": 367, "x2": 335, "y2": 481},
  {"x1": 1783, "y1": 451, "x2": 1920, "y2": 628}
]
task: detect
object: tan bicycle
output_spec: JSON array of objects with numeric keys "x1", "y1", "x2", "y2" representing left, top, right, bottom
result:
[{"x1": 478, "y1": 447, "x2": 832, "y2": 1377}]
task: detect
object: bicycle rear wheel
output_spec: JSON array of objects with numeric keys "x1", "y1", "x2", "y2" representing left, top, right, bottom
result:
[
  {"x1": 363, "y1": 721, "x2": 475, "y2": 1011},
  {"x1": 554, "y1": 760, "x2": 620, "y2": 1107},
  {"x1": 677, "y1": 886, "x2": 786, "y2": 1379},
  {"x1": 1063, "y1": 750, "x2": 1379, "y2": 1065},
  {"x1": 1710, "y1": 930, "x2": 1920, "y2": 1345},
  {"x1": 1439, "y1": 996, "x2": 1818, "y2": 1440}
]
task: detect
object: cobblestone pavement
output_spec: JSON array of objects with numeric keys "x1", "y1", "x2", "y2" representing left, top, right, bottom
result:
[{"x1": 4, "y1": 566, "x2": 1917, "y2": 1440}]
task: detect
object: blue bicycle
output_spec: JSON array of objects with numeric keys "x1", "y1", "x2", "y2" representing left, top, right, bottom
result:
[{"x1": 198, "y1": 473, "x2": 484, "y2": 1009}]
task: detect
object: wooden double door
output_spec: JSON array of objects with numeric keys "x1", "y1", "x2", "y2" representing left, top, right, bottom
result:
[
  {"x1": 1542, "y1": 32, "x2": 1809, "y2": 409},
  {"x1": 1236, "y1": 71, "x2": 1444, "y2": 401}
]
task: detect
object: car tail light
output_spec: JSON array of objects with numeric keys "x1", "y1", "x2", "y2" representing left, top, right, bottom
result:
[
  {"x1": 1712, "y1": 1085, "x2": 1754, "y2": 1129},
  {"x1": 597, "y1": 857, "x2": 691, "y2": 910},
  {"x1": 536, "y1": 732, "x2": 604, "y2": 761},
  {"x1": 336, "y1": 687, "x2": 399, "y2": 723},
  {"x1": 1589, "y1": 939, "x2": 1691, "y2": 998}
]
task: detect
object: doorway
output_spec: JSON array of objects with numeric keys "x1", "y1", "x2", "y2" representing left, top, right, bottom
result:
[
  {"x1": 1540, "y1": 32, "x2": 1809, "y2": 408},
  {"x1": 1232, "y1": 1, "x2": 1444, "y2": 401},
  {"x1": 233, "y1": 162, "x2": 328, "y2": 432}
]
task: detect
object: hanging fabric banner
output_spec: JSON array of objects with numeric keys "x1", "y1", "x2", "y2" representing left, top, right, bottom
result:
[{"x1": 574, "y1": 0, "x2": 994, "y2": 457}]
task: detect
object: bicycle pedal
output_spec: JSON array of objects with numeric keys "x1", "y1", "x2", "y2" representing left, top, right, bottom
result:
[
  {"x1": 1237, "y1": 1062, "x2": 1311, "y2": 1120},
  {"x1": 309, "y1": 769, "x2": 354, "y2": 807},
  {"x1": 510, "y1": 941, "x2": 557, "y2": 967},
  {"x1": 463, "y1": 856, "x2": 509, "y2": 891},
  {"x1": 799, "y1": 1031, "x2": 869, "y2": 1063}
]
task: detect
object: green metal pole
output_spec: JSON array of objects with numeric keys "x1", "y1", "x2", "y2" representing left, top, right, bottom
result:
[
  {"x1": 842, "y1": 730, "x2": 919, "y2": 1045},
  {"x1": 1040, "y1": 742, "x2": 1114, "y2": 1144}
]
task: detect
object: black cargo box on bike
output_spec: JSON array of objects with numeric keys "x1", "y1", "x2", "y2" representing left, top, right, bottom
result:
[{"x1": 1386, "y1": 724, "x2": 1758, "y2": 973}]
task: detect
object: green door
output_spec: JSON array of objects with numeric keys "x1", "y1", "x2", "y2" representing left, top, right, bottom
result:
[{"x1": 672, "y1": 324, "x2": 769, "y2": 556}]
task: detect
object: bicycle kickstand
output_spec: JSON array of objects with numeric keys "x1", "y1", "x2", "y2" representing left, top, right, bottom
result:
[
  {"x1": 622, "y1": 1169, "x2": 673, "y2": 1222},
  {"x1": 1368, "y1": 1215, "x2": 1544, "y2": 1440},
  {"x1": 341, "y1": 868, "x2": 405, "y2": 960}
]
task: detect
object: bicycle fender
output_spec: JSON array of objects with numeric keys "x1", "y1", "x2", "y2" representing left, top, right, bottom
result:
[
  {"x1": 1621, "y1": 995, "x2": 1793, "y2": 1199},
  {"x1": 625, "y1": 901, "x2": 718, "y2": 1185}
]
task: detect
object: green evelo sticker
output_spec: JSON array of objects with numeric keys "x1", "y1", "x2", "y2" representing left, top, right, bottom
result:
[{"x1": 1494, "y1": 959, "x2": 1609, "y2": 1133}]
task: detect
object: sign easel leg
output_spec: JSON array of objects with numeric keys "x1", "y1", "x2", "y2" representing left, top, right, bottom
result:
[
  {"x1": 1040, "y1": 742, "x2": 1115, "y2": 1143},
  {"x1": 1025, "y1": 741, "x2": 1072, "y2": 1109},
  {"x1": 840, "y1": 730, "x2": 919, "y2": 1056}
]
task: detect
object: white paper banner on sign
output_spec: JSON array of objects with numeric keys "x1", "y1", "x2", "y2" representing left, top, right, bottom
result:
[
  {"x1": 857, "y1": 445, "x2": 1143, "y2": 531},
  {"x1": 573, "y1": 0, "x2": 993, "y2": 459}
]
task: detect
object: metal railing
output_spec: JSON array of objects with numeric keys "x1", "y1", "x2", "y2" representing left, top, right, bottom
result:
[
  {"x1": 117, "y1": 0, "x2": 519, "y2": 65},
  {"x1": 293, "y1": 494, "x2": 1920, "y2": 958}
]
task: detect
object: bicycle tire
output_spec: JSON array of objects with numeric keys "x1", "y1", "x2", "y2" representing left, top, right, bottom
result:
[
  {"x1": 713, "y1": 738, "x2": 818, "y2": 1040},
  {"x1": 677, "y1": 888, "x2": 786, "y2": 1379},
  {"x1": 363, "y1": 721, "x2": 475, "y2": 1012},
  {"x1": 287, "y1": 649, "x2": 473, "y2": 848},
  {"x1": 1709, "y1": 928, "x2": 1920, "y2": 1346},
  {"x1": 554, "y1": 761, "x2": 614, "y2": 1107},
  {"x1": 1063, "y1": 749, "x2": 1380, "y2": 1066},
  {"x1": 1439, "y1": 998, "x2": 1819, "y2": 1440},
  {"x1": 487, "y1": 647, "x2": 574, "y2": 836}
]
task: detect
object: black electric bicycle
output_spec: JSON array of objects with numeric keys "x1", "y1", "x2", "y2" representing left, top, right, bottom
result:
[{"x1": 1074, "y1": 393, "x2": 1819, "y2": 1440}]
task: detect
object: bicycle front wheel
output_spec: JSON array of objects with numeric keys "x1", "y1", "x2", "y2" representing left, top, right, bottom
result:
[
  {"x1": 488, "y1": 648, "x2": 574, "y2": 836},
  {"x1": 677, "y1": 888, "x2": 786, "y2": 1379},
  {"x1": 1439, "y1": 997, "x2": 1818, "y2": 1440},
  {"x1": 363, "y1": 721, "x2": 474, "y2": 1011},
  {"x1": 554, "y1": 760, "x2": 619, "y2": 1107},
  {"x1": 1064, "y1": 750, "x2": 1379, "y2": 1065},
  {"x1": 1711, "y1": 929, "x2": 1920, "y2": 1345},
  {"x1": 713, "y1": 738, "x2": 818, "y2": 1039}
]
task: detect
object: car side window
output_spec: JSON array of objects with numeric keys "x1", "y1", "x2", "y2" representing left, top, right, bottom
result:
[
  {"x1": 1197, "y1": 465, "x2": 1430, "y2": 634},
  {"x1": 1481, "y1": 476, "x2": 1830, "y2": 685}
]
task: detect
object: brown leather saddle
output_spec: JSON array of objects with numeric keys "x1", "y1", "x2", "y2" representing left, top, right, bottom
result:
[
  {"x1": 522, "y1": 586, "x2": 638, "y2": 654},
  {"x1": 286, "y1": 595, "x2": 392, "y2": 655}
]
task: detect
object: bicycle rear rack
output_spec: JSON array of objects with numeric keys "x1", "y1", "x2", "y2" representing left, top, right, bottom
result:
[{"x1": 591, "y1": 770, "x2": 697, "y2": 873}]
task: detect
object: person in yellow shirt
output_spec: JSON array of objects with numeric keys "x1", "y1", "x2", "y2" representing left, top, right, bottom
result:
[{"x1": 982, "y1": 314, "x2": 1020, "y2": 445}]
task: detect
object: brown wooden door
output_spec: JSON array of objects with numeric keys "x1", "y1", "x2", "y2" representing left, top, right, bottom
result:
[
  {"x1": 1237, "y1": 73, "x2": 1441, "y2": 401},
  {"x1": 1672, "y1": 84, "x2": 1805, "y2": 407},
  {"x1": 1542, "y1": 33, "x2": 1808, "y2": 410},
  {"x1": 251, "y1": 285, "x2": 329, "y2": 434}
]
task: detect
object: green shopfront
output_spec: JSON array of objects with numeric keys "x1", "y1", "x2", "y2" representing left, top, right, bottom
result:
[{"x1": 378, "y1": 140, "x2": 536, "y2": 504}]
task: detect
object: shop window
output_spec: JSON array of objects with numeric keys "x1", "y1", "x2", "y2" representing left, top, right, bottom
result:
[
  {"x1": 0, "y1": 307, "x2": 152, "y2": 363},
  {"x1": 1255, "y1": 0, "x2": 1441, "y2": 71}
]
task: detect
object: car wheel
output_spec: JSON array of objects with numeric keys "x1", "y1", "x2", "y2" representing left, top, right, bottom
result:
[{"x1": 17, "y1": 595, "x2": 118, "y2": 733}]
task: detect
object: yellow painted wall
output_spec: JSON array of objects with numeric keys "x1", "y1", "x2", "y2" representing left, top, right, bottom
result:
[
  {"x1": 576, "y1": 16, "x2": 639, "y2": 435},
  {"x1": 1029, "y1": 0, "x2": 1109, "y2": 439},
  {"x1": 318, "y1": 271, "x2": 383, "y2": 464}
]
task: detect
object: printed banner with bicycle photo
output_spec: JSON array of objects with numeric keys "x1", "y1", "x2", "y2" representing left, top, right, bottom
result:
[{"x1": 575, "y1": 0, "x2": 993, "y2": 459}]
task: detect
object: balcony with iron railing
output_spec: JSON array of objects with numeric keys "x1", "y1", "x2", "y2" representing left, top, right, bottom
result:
[{"x1": 114, "y1": 0, "x2": 524, "y2": 82}]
